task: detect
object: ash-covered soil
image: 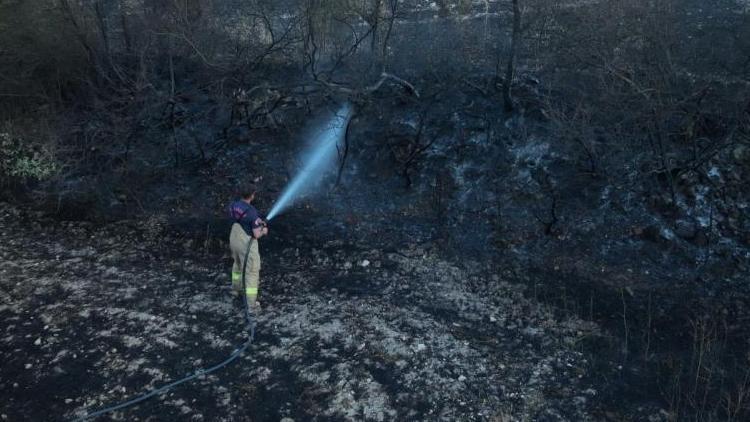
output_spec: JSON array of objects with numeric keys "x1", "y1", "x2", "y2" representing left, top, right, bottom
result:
[{"x1": 0, "y1": 203, "x2": 607, "y2": 421}]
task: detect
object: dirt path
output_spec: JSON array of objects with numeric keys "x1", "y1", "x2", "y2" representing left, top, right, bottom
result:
[{"x1": 1, "y1": 204, "x2": 603, "y2": 421}]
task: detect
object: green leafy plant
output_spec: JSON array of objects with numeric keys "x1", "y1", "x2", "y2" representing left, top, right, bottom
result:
[{"x1": 0, "y1": 131, "x2": 58, "y2": 186}]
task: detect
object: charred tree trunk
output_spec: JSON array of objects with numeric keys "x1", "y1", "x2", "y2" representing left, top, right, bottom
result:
[
  {"x1": 504, "y1": 0, "x2": 521, "y2": 112},
  {"x1": 120, "y1": 2, "x2": 132, "y2": 55},
  {"x1": 94, "y1": 0, "x2": 111, "y2": 62},
  {"x1": 58, "y1": 0, "x2": 101, "y2": 86}
]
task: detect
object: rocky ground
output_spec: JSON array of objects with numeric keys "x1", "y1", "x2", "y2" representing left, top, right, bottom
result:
[{"x1": 0, "y1": 203, "x2": 617, "y2": 421}]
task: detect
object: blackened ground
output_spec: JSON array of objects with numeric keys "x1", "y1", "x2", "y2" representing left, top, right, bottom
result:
[{"x1": 0, "y1": 203, "x2": 627, "y2": 421}]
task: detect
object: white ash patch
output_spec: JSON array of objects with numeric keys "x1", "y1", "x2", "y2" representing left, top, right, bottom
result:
[
  {"x1": 125, "y1": 358, "x2": 148, "y2": 373},
  {"x1": 155, "y1": 337, "x2": 179, "y2": 349},
  {"x1": 166, "y1": 398, "x2": 192, "y2": 415},
  {"x1": 121, "y1": 335, "x2": 144, "y2": 348},
  {"x1": 314, "y1": 318, "x2": 345, "y2": 343},
  {"x1": 188, "y1": 294, "x2": 234, "y2": 314},
  {"x1": 201, "y1": 332, "x2": 232, "y2": 348},
  {"x1": 325, "y1": 368, "x2": 397, "y2": 421}
]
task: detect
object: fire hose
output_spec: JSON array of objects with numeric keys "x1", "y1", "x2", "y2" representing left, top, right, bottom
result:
[{"x1": 72, "y1": 239, "x2": 258, "y2": 421}]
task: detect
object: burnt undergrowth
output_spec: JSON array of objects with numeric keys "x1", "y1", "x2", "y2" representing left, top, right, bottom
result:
[{"x1": 497, "y1": 261, "x2": 750, "y2": 421}]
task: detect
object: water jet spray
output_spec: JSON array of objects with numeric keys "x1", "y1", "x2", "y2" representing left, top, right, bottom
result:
[{"x1": 266, "y1": 103, "x2": 353, "y2": 221}]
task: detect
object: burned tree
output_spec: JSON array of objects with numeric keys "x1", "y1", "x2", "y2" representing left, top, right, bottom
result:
[{"x1": 503, "y1": 0, "x2": 521, "y2": 112}]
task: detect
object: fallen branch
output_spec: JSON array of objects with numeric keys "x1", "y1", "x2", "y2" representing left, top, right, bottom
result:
[
  {"x1": 366, "y1": 72, "x2": 420, "y2": 98},
  {"x1": 317, "y1": 72, "x2": 420, "y2": 98}
]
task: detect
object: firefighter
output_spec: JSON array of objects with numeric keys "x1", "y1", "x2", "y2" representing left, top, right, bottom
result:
[{"x1": 227, "y1": 184, "x2": 268, "y2": 313}]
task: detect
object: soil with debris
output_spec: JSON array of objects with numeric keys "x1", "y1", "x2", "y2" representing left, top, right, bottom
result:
[{"x1": 0, "y1": 203, "x2": 613, "y2": 421}]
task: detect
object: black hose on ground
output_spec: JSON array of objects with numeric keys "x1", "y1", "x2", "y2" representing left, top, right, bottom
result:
[{"x1": 72, "y1": 239, "x2": 257, "y2": 421}]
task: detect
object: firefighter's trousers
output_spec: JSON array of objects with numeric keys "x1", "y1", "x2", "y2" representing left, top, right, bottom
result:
[{"x1": 229, "y1": 223, "x2": 261, "y2": 312}]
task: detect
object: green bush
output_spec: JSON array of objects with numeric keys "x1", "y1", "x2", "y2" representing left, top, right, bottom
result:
[{"x1": 0, "y1": 131, "x2": 58, "y2": 187}]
